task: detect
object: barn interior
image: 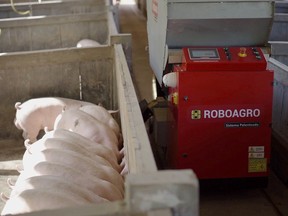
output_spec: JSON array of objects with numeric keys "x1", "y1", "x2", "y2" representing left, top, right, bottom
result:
[{"x1": 0, "y1": 0, "x2": 288, "y2": 216}]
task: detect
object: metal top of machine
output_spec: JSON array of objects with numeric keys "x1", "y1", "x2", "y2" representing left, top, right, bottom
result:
[
  {"x1": 147, "y1": 0, "x2": 275, "y2": 84},
  {"x1": 166, "y1": 0, "x2": 273, "y2": 2},
  {"x1": 166, "y1": 0, "x2": 274, "y2": 48}
]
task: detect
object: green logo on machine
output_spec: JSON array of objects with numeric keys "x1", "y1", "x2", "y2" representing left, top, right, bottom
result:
[{"x1": 191, "y1": 110, "x2": 201, "y2": 119}]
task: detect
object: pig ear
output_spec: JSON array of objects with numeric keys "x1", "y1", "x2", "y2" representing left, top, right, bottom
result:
[
  {"x1": 0, "y1": 192, "x2": 9, "y2": 203},
  {"x1": 27, "y1": 147, "x2": 32, "y2": 155},
  {"x1": 24, "y1": 139, "x2": 32, "y2": 149},
  {"x1": 7, "y1": 178, "x2": 15, "y2": 189},
  {"x1": 109, "y1": 109, "x2": 120, "y2": 119},
  {"x1": 16, "y1": 164, "x2": 24, "y2": 173},
  {"x1": 14, "y1": 118, "x2": 22, "y2": 130},
  {"x1": 44, "y1": 127, "x2": 50, "y2": 133},
  {"x1": 120, "y1": 165, "x2": 129, "y2": 177},
  {"x1": 14, "y1": 102, "x2": 22, "y2": 110},
  {"x1": 119, "y1": 147, "x2": 125, "y2": 158},
  {"x1": 120, "y1": 157, "x2": 126, "y2": 169},
  {"x1": 108, "y1": 109, "x2": 120, "y2": 114},
  {"x1": 24, "y1": 140, "x2": 32, "y2": 154}
]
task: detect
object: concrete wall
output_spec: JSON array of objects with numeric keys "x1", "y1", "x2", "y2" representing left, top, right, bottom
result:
[{"x1": 0, "y1": 47, "x2": 116, "y2": 139}]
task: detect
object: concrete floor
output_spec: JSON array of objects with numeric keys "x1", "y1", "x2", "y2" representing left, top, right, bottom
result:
[
  {"x1": 0, "y1": 139, "x2": 25, "y2": 212},
  {"x1": 118, "y1": 2, "x2": 288, "y2": 216},
  {"x1": 118, "y1": 1, "x2": 156, "y2": 103}
]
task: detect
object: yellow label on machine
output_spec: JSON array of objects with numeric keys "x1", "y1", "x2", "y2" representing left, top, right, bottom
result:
[
  {"x1": 248, "y1": 158, "x2": 267, "y2": 173},
  {"x1": 191, "y1": 110, "x2": 201, "y2": 119}
]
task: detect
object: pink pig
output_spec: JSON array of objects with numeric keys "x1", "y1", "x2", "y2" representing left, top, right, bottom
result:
[
  {"x1": 41, "y1": 129, "x2": 121, "y2": 162},
  {"x1": 1, "y1": 188, "x2": 90, "y2": 215},
  {"x1": 25, "y1": 137, "x2": 121, "y2": 172},
  {"x1": 79, "y1": 105, "x2": 121, "y2": 140},
  {"x1": 7, "y1": 175, "x2": 108, "y2": 204},
  {"x1": 14, "y1": 161, "x2": 123, "y2": 201},
  {"x1": 54, "y1": 109, "x2": 119, "y2": 155},
  {"x1": 14, "y1": 97, "x2": 93, "y2": 142},
  {"x1": 22, "y1": 148, "x2": 124, "y2": 193}
]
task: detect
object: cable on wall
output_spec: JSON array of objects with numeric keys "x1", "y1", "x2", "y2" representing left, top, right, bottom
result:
[{"x1": 10, "y1": 0, "x2": 31, "y2": 15}]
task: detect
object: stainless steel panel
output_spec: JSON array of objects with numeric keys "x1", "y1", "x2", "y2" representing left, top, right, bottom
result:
[{"x1": 167, "y1": 18, "x2": 272, "y2": 47}]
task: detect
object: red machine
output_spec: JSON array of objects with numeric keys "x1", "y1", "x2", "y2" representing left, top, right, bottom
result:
[{"x1": 165, "y1": 47, "x2": 273, "y2": 179}]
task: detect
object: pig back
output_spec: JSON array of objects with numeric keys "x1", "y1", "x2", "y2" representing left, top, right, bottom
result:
[
  {"x1": 9, "y1": 175, "x2": 108, "y2": 203},
  {"x1": 26, "y1": 137, "x2": 120, "y2": 172},
  {"x1": 42, "y1": 129, "x2": 121, "y2": 161},
  {"x1": 22, "y1": 148, "x2": 124, "y2": 192},
  {"x1": 1, "y1": 188, "x2": 89, "y2": 215},
  {"x1": 54, "y1": 110, "x2": 119, "y2": 155},
  {"x1": 79, "y1": 105, "x2": 121, "y2": 136},
  {"x1": 16, "y1": 162, "x2": 123, "y2": 201}
]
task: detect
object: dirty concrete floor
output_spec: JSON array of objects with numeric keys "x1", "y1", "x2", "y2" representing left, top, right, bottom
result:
[
  {"x1": 118, "y1": 2, "x2": 155, "y2": 103},
  {"x1": 118, "y1": 2, "x2": 288, "y2": 216},
  {"x1": 0, "y1": 139, "x2": 25, "y2": 211}
]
